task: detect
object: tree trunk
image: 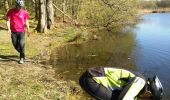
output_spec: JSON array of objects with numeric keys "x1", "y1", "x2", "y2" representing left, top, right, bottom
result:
[
  {"x1": 62, "y1": 0, "x2": 66, "y2": 22},
  {"x1": 53, "y1": 0, "x2": 57, "y2": 17},
  {"x1": 72, "y1": 0, "x2": 81, "y2": 19},
  {"x1": 46, "y1": 0, "x2": 54, "y2": 29},
  {"x1": 72, "y1": 0, "x2": 75, "y2": 17},
  {"x1": 33, "y1": 0, "x2": 39, "y2": 19},
  {"x1": 37, "y1": 0, "x2": 47, "y2": 33},
  {"x1": 35, "y1": 0, "x2": 39, "y2": 19},
  {"x1": 4, "y1": 0, "x2": 9, "y2": 12}
]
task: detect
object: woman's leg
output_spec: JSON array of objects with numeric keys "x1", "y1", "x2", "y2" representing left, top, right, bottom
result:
[
  {"x1": 18, "y1": 32, "x2": 25, "y2": 59},
  {"x1": 11, "y1": 32, "x2": 20, "y2": 52}
]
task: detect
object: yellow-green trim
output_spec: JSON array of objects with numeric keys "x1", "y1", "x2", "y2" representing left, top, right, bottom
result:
[{"x1": 93, "y1": 68, "x2": 135, "y2": 90}]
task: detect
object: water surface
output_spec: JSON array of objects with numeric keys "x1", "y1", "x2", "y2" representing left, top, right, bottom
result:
[
  {"x1": 49, "y1": 32, "x2": 136, "y2": 80},
  {"x1": 48, "y1": 13, "x2": 170, "y2": 99},
  {"x1": 133, "y1": 13, "x2": 170, "y2": 99}
]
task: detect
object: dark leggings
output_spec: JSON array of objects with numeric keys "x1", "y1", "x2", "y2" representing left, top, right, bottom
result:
[{"x1": 11, "y1": 32, "x2": 25, "y2": 59}]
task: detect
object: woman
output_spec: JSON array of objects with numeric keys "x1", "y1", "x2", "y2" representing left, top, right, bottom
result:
[{"x1": 6, "y1": 0, "x2": 30, "y2": 64}]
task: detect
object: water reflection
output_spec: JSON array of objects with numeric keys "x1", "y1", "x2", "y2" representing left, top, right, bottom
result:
[
  {"x1": 133, "y1": 13, "x2": 170, "y2": 100},
  {"x1": 49, "y1": 31, "x2": 137, "y2": 81}
]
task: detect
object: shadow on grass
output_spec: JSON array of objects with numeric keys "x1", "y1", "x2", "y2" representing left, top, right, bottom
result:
[
  {"x1": 0, "y1": 26, "x2": 7, "y2": 31},
  {"x1": 0, "y1": 55, "x2": 18, "y2": 62}
]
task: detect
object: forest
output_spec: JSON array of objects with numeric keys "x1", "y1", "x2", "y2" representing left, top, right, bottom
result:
[
  {"x1": 1, "y1": 0, "x2": 169, "y2": 33},
  {"x1": 140, "y1": 0, "x2": 170, "y2": 9},
  {"x1": 1, "y1": 0, "x2": 170, "y2": 32},
  {"x1": 1, "y1": 0, "x2": 140, "y2": 33}
]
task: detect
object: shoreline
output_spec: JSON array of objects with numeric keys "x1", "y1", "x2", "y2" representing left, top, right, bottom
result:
[
  {"x1": 0, "y1": 20, "x2": 89, "y2": 99},
  {"x1": 139, "y1": 8, "x2": 170, "y2": 15}
]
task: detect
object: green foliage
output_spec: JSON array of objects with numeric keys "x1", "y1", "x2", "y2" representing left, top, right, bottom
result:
[
  {"x1": 1, "y1": 0, "x2": 140, "y2": 34},
  {"x1": 157, "y1": 0, "x2": 170, "y2": 8},
  {"x1": 140, "y1": 1, "x2": 157, "y2": 9},
  {"x1": 54, "y1": 0, "x2": 139, "y2": 31},
  {"x1": 77, "y1": 0, "x2": 139, "y2": 31},
  {"x1": 140, "y1": 0, "x2": 170, "y2": 9}
]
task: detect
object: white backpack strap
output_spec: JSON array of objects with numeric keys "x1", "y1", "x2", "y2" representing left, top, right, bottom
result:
[{"x1": 120, "y1": 77, "x2": 146, "y2": 100}]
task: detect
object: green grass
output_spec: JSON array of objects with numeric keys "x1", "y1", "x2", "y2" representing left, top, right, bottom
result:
[
  {"x1": 62, "y1": 27, "x2": 82, "y2": 42},
  {"x1": 0, "y1": 19, "x2": 88, "y2": 100},
  {"x1": 0, "y1": 64, "x2": 84, "y2": 100}
]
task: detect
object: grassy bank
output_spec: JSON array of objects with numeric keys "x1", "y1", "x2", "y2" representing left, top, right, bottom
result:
[
  {"x1": 0, "y1": 13, "x2": 136, "y2": 99},
  {"x1": 0, "y1": 61, "x2": 84, "y2": 99},
  {"x1": 0, "y1": 18, "x2": 91, "y2": 99}
]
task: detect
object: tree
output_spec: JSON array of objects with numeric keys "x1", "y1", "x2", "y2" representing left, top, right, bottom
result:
[
  {"x1": 76, "y1": 0, "x2": 139, "y2": 31},
  {"x1": 47, "y1": 0, "x2": 54, "y2": 29},
  {"x1": 1, "y1": 0, "x2": 139, "y2": 33},
  {"x1": 37, "y1": 0, "x2": 47, "y2": 33},
  {"x1": 157, "y1": 0, "x2": 170, "y2": 8},
  {"x1": 71, "y1": 0, "x2": 82, "y2": 19},
  {"x1": 4, "y1": 0, "x2": 9, "y2": 12},
  {"x1": 32, "y1": 0, "x2": 39, "y2": 19},
  {"x1": 36, "y1": 0, "x2": 54, "y2": 33}
]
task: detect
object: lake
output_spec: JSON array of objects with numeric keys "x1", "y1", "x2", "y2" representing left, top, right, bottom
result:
[
  {"x1": 133, "y1": 13, "x2": 170, "y2": 99},
  {"x1": 48, "y1": 13, "x2": 170, "y2": 99}
]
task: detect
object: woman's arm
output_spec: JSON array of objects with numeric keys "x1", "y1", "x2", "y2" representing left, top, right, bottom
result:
[
  {"x1": 25, "y1": 19, "x2": 30, "y2": 37},
  {"x1": 6, "y1": 19, "x2": 11, "y2": 34}
]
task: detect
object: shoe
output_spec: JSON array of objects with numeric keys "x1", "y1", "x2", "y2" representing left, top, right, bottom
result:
[{"x1": 19, "y1": 58, "x2": 24, "y2": 64}]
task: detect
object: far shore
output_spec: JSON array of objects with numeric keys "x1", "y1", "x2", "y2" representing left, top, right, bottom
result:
[{"x1": 139, "y1": 8, "x2": 170, "y2": 15}]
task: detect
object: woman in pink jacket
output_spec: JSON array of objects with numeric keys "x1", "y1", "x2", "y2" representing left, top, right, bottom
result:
[{"x1": 6, "y1": 0, "x2": 30, "y2": 64}]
